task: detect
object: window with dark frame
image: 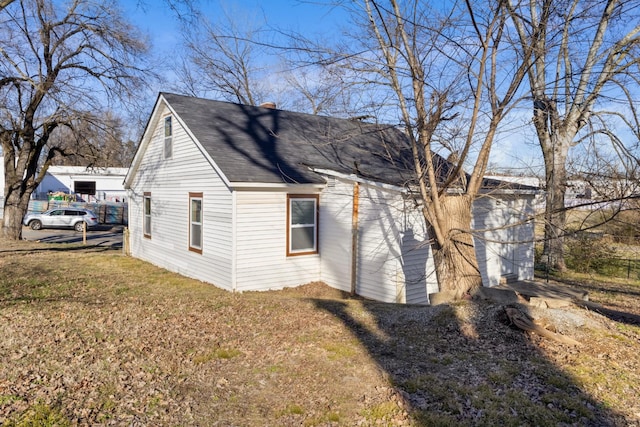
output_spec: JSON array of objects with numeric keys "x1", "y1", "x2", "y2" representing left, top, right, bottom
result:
[
  {"x1": 74, "y1": 181, "x2": 96, "y2": 195},
  {"x1": 287, "y1": 194, "x2": 319, "y2": 256},
  {"x1": 143, "y1": 192, "x2": 151, "y2": 238},
  {"x1": 189, "y1": 192, "x2": 203, "y2": 253},
  {"x1": 164, "y1": 116, "x2": 173, "y2": 159}
]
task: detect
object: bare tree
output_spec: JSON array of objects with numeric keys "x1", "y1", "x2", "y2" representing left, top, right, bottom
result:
[
  {"x1": 176, "y1": 5, "x2": 270, "y2": 106},
  {"x1": 282, "y1": 65, "x2": 354, "y2": 115},
  {"x1": 49, "y1": 112, "x2": 137, "y2": 168},
  {"x1": 0, "y1": 0, "x2": 149, "y2": 240},
  {"x1": 507, "y1": 0, "x2": 640, "y2": 270},
  {"x1": 317, "y1": 0, "x2": 531, "y2": 298}
]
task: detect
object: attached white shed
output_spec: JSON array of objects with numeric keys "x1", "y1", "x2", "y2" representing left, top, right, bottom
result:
[{"x1": 125, "y1": 93, "x2": 537, "y2": 304}]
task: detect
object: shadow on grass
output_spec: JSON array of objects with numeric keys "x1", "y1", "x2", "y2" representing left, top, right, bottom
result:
[
  {"x1": 535, "y1": 272, "x2": 640, "y2": 299},
  {"x1": 535, "y1": 274, "x2": 640, "y2": 326},
  {"x1": 575, "y1": 301, "x2": 640, "y2": 326},
  {"x1": 32, "y1": 233, "x2": 123, "y2": 249},
  {"x1": 311, "y1": 297, "x2": 624, "y2": 426},
  {"x1": 0, "y1": 244, "x2": 117, "y2": 254}
]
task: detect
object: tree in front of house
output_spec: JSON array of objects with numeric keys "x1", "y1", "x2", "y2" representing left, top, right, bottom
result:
[
  {"x1": 321, "y1": 0, "x2": 531, "y2": 298},
  {"x1": 0, "y1": 0, "x2": 149, "y2": 240}
]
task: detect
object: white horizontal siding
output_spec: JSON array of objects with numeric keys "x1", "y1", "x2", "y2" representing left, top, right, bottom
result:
[
  {"x1": 515, "y1": 195, "x2": 535, "y2": 281},
  {"x1": 356, "y1": 185, "x2": 403, "y2": 303},
  {"x1": 234, "y1": 191, "x2": 320, "y2": 292},
  {"x1": 472, "y1": 194, "x2": 535, "y2": 287},
  {"x1": 128, "y1": 104, "x2": 234, "y2": 290},
  {"x1": 319, "y1": 179, "x2": 354, "y2": 293},
  {"x1": 318, "y1": 178, "x2": 436, "y2": 304},
  {"x1": 355, "y1": 184, "x2": 435, "y2": 304},
  {"x1": 402, "y1": 208, "x2": 437, "y2": 305}
]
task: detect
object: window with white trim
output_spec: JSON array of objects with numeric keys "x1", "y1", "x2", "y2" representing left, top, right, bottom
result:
[
  {"x1": 287, "y1": 195, "x2": 318, "y2": 256},
  {"x1": 164, "y1": 116, "x2": 173, "y2": 159},
  {"x1": 143, "y1": 192, "x2": 151, "y2": 238},
  {"x1": 189, "y1": 193, "x2": 203, "y2": 253}
]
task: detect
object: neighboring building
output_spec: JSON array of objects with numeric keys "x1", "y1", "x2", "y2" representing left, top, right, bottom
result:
[
  {"x1": 486, "y1": 173, "x2": 639, "y2": 210},
  {"x1": 484, "y1": 174, "x2": 542, "y2": 189},
  {"x1": 1, "y1": 156, "x2": 127, "y2": 219},
  {"x1": 125, "y1": 93, "x2": 537, "y2": 304},
  {"x1": 35, "y1": 166, "x2": 127, "y2": 202}
]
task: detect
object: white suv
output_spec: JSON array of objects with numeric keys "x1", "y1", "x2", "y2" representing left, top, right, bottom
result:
[{"x1": 23, "y1": 208, "x2": 99, "y2": 232}]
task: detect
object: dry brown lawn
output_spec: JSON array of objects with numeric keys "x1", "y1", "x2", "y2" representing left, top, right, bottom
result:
[{"x1": 1, "y1": 238, "x2": 639, "y2": 426}]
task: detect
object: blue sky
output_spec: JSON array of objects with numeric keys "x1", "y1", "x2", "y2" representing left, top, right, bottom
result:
[
  {"x1": 124, "y1": 0, "x2": 544, "y2": 172},
  {"x1": 127, "y1": 0, "x2": 345, "y2": 53}
]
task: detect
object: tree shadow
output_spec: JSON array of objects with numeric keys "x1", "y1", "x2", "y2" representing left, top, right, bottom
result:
[
  {"x1": 574, "y1": 300, "x2": 640, "y2": 326},
  {"x1": 0, "y1": 241, "x2": 118, "y2": 255},
  {"x1": 26, "y1": 232, "x2": 122, "y2": 249},
  {"x1": 532, "y1": 275, "x2": 640, "y2": 327},
  {"x1": 545, "y1": 275, "x2": 640, "y2": 299},
  {"x1": 311, "y1": 296, "x2": 626, "y2": 425}
]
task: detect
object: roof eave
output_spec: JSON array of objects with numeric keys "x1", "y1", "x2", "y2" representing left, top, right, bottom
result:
[
  {"x1": 308, "y1": 167, "x2": 407, "y2": 193},
  {"x1": 229, "y1": 182, "x2": 326, "y2": 191}
]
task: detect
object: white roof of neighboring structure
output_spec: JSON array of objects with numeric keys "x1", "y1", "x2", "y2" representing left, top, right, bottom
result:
[{"x1": 46, "y1": 166, "x2": 128, "y2": 176}]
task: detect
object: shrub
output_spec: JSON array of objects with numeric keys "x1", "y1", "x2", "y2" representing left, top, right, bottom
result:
[
  {"x1": 602, "y1": 210, "x2": 640, "y2": 244},
  {"x1": 565, "y1": 233, "x2": 616, "y2": 273}
]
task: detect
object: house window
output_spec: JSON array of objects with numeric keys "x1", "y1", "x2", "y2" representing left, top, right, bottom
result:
[
  {"x1": 287, "y1": 194, "x2": 319, "y2": 256},
  {"x1": 189, "y1": 192, "x2": 203, "y2": 253},
  {"x1": 143, "y1": 192, "x2": 151, "y2": 238},
  {"x1": 164, "y1": 116, "x2": 173, "y2": 159},
  {"x1": 74, "y1": 181, "x2": 96, "y2": 195}
]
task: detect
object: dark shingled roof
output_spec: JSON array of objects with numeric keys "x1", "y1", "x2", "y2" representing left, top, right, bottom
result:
[
  {"x1": 162, "y1": 92, "x2": 419, "y2": 186},
  {"x1": 160, "y1": 93, "x2": 538, "y2": 192}
]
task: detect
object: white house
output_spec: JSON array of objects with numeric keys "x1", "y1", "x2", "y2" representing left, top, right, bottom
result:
[
  {"x1": 124, "y1": 93, "x2": 537, "y2": 304},
  {"x1": 35, "y1": 165, "x2": 128, "y2": 202}
]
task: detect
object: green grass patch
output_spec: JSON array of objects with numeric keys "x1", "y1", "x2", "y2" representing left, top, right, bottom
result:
[
  {"x1": 193, "y1": 347, "x2": 242, "y2": 364},
  {"x1": 276, "y1": 403, "x2": 305, "y2": 417},
  {"x1": 4, "y1": 403, "x2": 71, "y2": 427},
  {"x1": 321, "y1": 342, "x2": 357, "y2": 360},
  {"x1": 361, "y1": 401, "x2": 400, "y2": 421},
  {"x1": 266, "y1": 364, "x2": 284, "y2": 373},
  {"x1": 0, "y1": 394, "x2": 23, "y2": 405}
]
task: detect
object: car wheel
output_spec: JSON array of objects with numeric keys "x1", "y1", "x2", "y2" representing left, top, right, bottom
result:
[
  {"x1": 74, "y1": 221, "x2": 86, "y2": 232},
  {"x1": 30, "y1": 220, "x2": 42, "y2": 230}
]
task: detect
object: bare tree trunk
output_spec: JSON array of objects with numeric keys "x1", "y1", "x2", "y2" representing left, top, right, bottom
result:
[
  {"x1": 2, "y1": 128, "x2": 41, "y2": 241},
  {"x1": 542, "y1": 139, "x2": 568, "y2": 271},
  {"x1": 2, "y1": 175, "x2": 32, "y2": 240},
  {"x1": 428, "y1": 195, "x2": 482, "y2": 298},
  {"x1": 531, "y1": 95, "x2": 572, "y2": 272}
]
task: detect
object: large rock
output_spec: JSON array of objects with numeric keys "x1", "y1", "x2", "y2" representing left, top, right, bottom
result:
[{"x1": 472, "y1": 287, "x2": 519, "y2": 304}]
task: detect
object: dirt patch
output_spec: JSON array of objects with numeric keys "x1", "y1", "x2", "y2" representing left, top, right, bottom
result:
[{"x1": 1, "y1": 241, "x2": 639, "y2": 425}]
